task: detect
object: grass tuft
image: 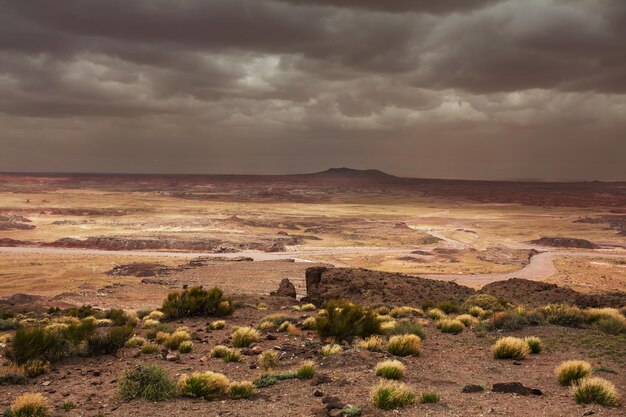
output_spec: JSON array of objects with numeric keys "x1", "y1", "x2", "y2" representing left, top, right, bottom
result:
[
  {"x1": 227, "y1": 381, "x2": 256, "y2": 399},
  {"x1": 118, "y1": 365, "x2": 175, "y2": 402},
  {"x1": 436, "y1": 318, "x2": 465, "y2": 334},
  {"x1": 572, "y1": 377, "x2": 622, "y2": 406},
  {"x1": 371, "y1": 381, "x2": 415, "y2": 410},
  {"x1": 177, "y1": 371, "x2": 229, "y2": 400},
  {"x1": 492, "y1": 337, "x2": 530, "y2": 360},
  {"x1": 375, "y1": 360, "x2": 405, "y2": 380},
  {"x1": 232, "y1": 327, "x2": 260, "y2": 348},
  {"x1": 555, "y1": 360, "x2": 592, "y2": 386},
  {"x1": 387, "y1": 334, "x2": 421, "y2": 357},
  {"x1": 524, "y1": 336, "x2": 542, "y2": 354},
  {"x1": 11, "y1": 393, "x2": 49, "y2": 417}
]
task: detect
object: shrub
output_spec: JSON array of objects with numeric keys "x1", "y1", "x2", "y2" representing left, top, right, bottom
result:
[
  {"x1": 301, "y1": 317, "x2": 317, "y2": 330},
  {"x1": 177, "y1": 371, "x2": 229, "y2": 400},
  {"x1": 253, "y1": 374, "x2": 277, "y2": 388},
  {"x1": 371, "y1": 381, "x2": 415, "y2": 410},
  {"x1": 210, "y1": 345, "x2": 241, "y2": 363},
  {"x1": 232, "y1": 327, "x2": 260, "y2": 348},
  {"x1": 208, "y1": 320, "x2": 226, "y2": 330},
  {"x1": 296, "y1": 361, "x2": 315, "y2": 379},
  {"x1": 487, "y1": 310, "x2": 529, "y2": 331},
  {"x1": 258, "y1": 321, "x2": 275, "y2": 331},
  {"x1": 141, "y1": 343, "x2": 159, "y2": 354},
  {"x1": 315, "y1": 300, "x2": 380, "y2": 343},
  {"x1": 354, "y1": 335, "x2": 385, "y2": 352},
  {"x1": 164, "y1": 330, "x2": 190, "y2": 350},
  {"x1": 420, "y1": 391, "x2": 440, "y2": 403},
  {"x1": 572, "y1": 377, "x2": 622, "y2": 406},
  {"x1": 0, "y1": 373, "x2": 28, "y2": 386},
  {"x1": 375, "y1": 360, "x2": 405, "y2": 380},
  {"x1": 144, "y1": 310, "x2": 164, "y2": 321},
  {"x1": 427, "y1": 308, "x2": 446, "y2": 320},
  {"x1": 161, "y1": 286, "x2": 233, "y2": 319},
  {"x1": 23, "y1": 359, "x2": 50, "y2": 378},
  {"x1": 0, "y1": 319, "x2": 16, "y2": 331},
  {"x1": 387, "y1": 334, "x2": 421, "y2": 357},
  {"x1": 155, "y1": 331, "x2": 171, "y2": 344},
  {"x1": 457, "y1": 314, "x2": 480, "y2": 327},
  {"x1": 87, "y1": 325, "x2": 134, "y2": 355},
  {"x1": 142, "y1": 319, "x2": 160, "y2": 329},
  {"x1": 8, "y1": 327, "x2": 65, "y2": 365},
  {"x1": 118, "y1": 365, "x2": 175, "y2": 402},
  {"x1": 389, "y1": 306, "x2": 421, "y2": 318},
  {"x1": 540, "y1": 304, "x2": 587, "y2": 328},
  {"x1": 492, "y1": 337, "x2": 530, "y2": 360},
  {"x1": 300, "y1": 303, "x2": 316, "y2": 312},
  {"x1": 277, "y1": 321, "x2": 297, "y2": 333},
  {"x1": 436, "y1": 319, "x2": 464, "y2": 334},
  {"x1": 321, "y1": 344, "x2": 342, "y2": 356},
  {"x1": 178, "y1": 341, "x2": 194, "y2": 353},
  {"x1": 468, "y1": 306, "x2": 487, "y2": 318},
  {"x1": 10, "y1": 393, "x2": 49, "y2": 417},
  {"x1": 555, "y1": 360, "x2": 592, "y2": 386},
  {"x1": 105, "y1": 309, "x2": 138, "y2": 327},
  {"x1": 259, "y1": 350, "x2": 279, "y2": 371},
  {"x1": 594, "y1": 317, "x2": 626, "y2": 335},
  {"x1": 125, "y1": 336, "x2": 146, "y2": 348},
  {"x1": 524, "y1": 336, "x2": 542, "y2": 354},
  {"x1": 382, "y1": 319, "x2": 426, "y2": 339},
  {"x1": 463, "y1": 294, "x2": 505, "y2": 311},
  {"x1": 436, "y1": 301, "x2": 459, "y2": 314},
  {"x1": 228, "y1": 381, "x2": 256, "y2": 399}
]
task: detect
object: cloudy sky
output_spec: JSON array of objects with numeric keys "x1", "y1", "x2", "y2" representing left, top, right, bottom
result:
[{"x1": 1, "y1": 0, "x2": 625, "y2": 180}]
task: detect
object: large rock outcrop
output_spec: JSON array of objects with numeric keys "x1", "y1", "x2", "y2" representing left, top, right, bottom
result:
[{"x1": 301, "y1": 267, "x2": 476, "y2": 306}]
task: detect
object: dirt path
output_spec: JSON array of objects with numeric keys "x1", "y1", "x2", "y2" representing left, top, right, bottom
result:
[{"x1": 422, "y1": 250, "x2": 626, "y2": 287}]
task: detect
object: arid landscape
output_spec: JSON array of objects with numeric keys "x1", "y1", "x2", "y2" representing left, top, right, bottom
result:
[{"x1": 0, "y1": 171, "x2": 625, "y2": 416}]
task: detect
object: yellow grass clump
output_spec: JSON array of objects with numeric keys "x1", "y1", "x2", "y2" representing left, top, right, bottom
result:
[
  {"x1": 375, "y1": 360, "x2": 405, "y2": 380},
  {"x1": 436, "y1": 318, "x2": 465, "y2": 334},
  {"x1": 572, "y1": 377, "x2": 622, "y2": 406},
  {"x1": 492, "y1": 337, "x2": 531, "y2": 360},
  {"x1": 11, "y1": 393, "x2": 50, "y2": 417},
  {"x1": 387, "y1": 334, "x2": 421, "y2": 356},
  {"x1": 456, "y1": 314, "x2": 480, "y2": 327},
  {"x1": 321, "y1": 344, "x2": 343, "y2": 356},
  {"x1": 555, "y1": 360, "x2": 592, "y2": 386},
  {"x1": 232, "y1": 327, "x2": 260, "y2": 347},
  {"x1": 177, "y1": 371, "x2": 229, "y2": 400},
  {"x1": 371, "y1": 381, "x2": 415, "y2": 409},
  {"x1": 354, "y1": 335, "x2": 385, "y2": 352}
]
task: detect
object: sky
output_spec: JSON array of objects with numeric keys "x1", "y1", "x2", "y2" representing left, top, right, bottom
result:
[{"x1": 1, "y1": 0, "x2": 625, "y2": 181}]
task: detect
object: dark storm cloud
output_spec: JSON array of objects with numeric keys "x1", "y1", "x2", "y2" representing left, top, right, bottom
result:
[{"x1": 0, "y1": 0, "x2": 625, "y2": 180}]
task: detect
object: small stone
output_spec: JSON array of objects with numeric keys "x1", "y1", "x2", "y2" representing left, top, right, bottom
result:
[
  {"x1": 266, "y1": 334, "x2": 278, "y2": 341},
  {"x1": 582, "y1": 411, "x2": 595, "y2": 416},
  {"x1": 41, "y1": 381, "x2": 52, "y2": 386},
  {"x1": 313, "y1": 389, "x2": 324, "y2": 397},
  {"x1": 165, "y1": 353, "x2": 180, "y2": 362},
  {"x1": 462, "y1": 384, "x2": 484, "y2": 393}
]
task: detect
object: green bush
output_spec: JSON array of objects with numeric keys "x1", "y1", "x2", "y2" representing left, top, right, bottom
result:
[
  {"x1": 23, "y1": 359, "x2": 50, "y2": 378},
  {"x1": 296, "y1": 361, "x2": 315, "y2": 379},
  {"x1": 594, "y1": 317, "x2": 626, "y2": 335},
  {"x1": 525, "y1": 336, "x2": 542, "y2": 354},
  {"x1": 178, "y1": 341, "x2": 193, "y2": 353},
  {"x1": 161, "y1": 286, "x2": 234, "y2": 319},
  {"x1": 487, "y1": 310, "x2": 530, "y2": 331},
  {"x1": 8, "y1": 327, "x2": 66, "y2": 365},
  {"x1": 0, "y1": 374, "x2": 28, "y2": 386},
  {"x1": 315, "y1": 300, "x2": 380, "y2": 343},
  {"x1": 436, "y1": 301, "x2": 459, "y2": 314},
  {"x1": 65, "y1": 305, "x2": 96, "y2": 318},
  {"x1": 0, "y1": 319, "x2": 16, "y2": 331},
  {"x1": 87, "y1": 326, "x2": 134, "y2": 355},
  {"x1": 118, "y1": 365, "x2": 175, "y2": 402}
]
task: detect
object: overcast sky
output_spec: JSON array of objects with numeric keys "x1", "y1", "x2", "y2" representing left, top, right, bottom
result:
[{"x1": 1, "y1": 0, "x2": 625, "y2": 180}]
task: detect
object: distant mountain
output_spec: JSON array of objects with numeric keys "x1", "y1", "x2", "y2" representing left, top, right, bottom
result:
[{"x1": 304, "y1": 167, "x2": 397, "y2": 179}]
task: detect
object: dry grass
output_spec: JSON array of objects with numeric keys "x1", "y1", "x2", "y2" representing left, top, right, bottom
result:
[
  {"x1": 375, "y1": 360, "x2": 405, "y2": 380},
  {"x1": 177, "y1": 371, "x2": 230, "y2": 400},
  {"x1": 210, "y1": 345, "x2": 241, "y2": 363},
  {"x1": 321, "y1": 344, "x2": 343, "y2": 356},
  {"x1": 232, "y1": 327, "x2": 260, "y2": 348},
  {"x1": 436, "y1": 318, "x2": 465, "y2": 334},
  {"x1": 387, "y1": 334, "x2": 421, "y2": 356},
  {"x1": 556, "y1": 360, "x2": 592, "y2": 386},
  {"x1": 524, "y1": 336, "x2": 542, "y2": 354},
  {"x1": 11, "y1": 393, "x2": 49, "y2": 417},
  {"x1": 572, "y1": 377, "x2": 622, "y2": 406},
  {"x1": 492, "y1": 337, "x2": 531, "y2": 360},
  {"x1": 371, "y1": 381, "x2": 415, "y2": 410},
  {"x1": 227, "y1": 381, "x2": 256, "y2": 399},
  {"x1": 457, "y1": 314, "x2": 480, "y2": 327},
  {"x1": 354, "y1": 335, "x2": 385, "y2": 352}
]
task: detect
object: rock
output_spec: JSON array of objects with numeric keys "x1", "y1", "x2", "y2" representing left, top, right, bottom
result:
[
  {"x1": 462, "y1": 384, "x2": 484, "y2": 393},
  {"x1": 165, "y1": 353, "x2": 180, "y2": 362},
  {"x1": 266, "y1": 334, "x2": 278, "y2": 341},
  {"x1": 582, "y1": 411, "x2": 595, "y2": 416},
  {"x1": 492, "y1": 382, "x2": 542, "y2": 396},
  {"x1": 41, "y1": 381, "x2": 51, "y2": 386},
  {"x1": 251, "y1": 346, "x2": 263, "y2": 354},
  {"x1": 270, "y1": 278, "x2": 297, "y2": 298},
  {"x1": 329, "y1": 409, "x2": 342, "y2": 417},
  {"x1": 311, "y1": 374, "x2": 332, "y2": 386},
  {"x1": 313, "y1": 389, "x2": 324, "y2": 397}
]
